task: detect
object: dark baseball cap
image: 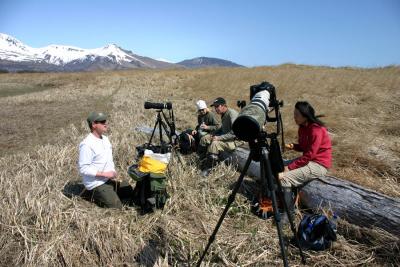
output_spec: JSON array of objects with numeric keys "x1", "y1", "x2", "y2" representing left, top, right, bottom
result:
[
  {"x1": 210, "y1": 97, "x2": 226, "y2": 106},
  {"x1": 87, "y1": 111, "x2": 107, "y2": 124}
]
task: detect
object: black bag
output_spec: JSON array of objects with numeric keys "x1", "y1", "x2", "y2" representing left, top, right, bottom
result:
[
  {"x1": 128, "y1": 165, "x2": 169, "y2": 214},
  {"x1": 178, "y1": 130, "x2": 196, "y2": 155},
  {"x1": 294, "y1": 214, "x2": 337, "y2": 251},
  {"x1": 130, "y1": 174, "x2": 168, "y2": 214}
]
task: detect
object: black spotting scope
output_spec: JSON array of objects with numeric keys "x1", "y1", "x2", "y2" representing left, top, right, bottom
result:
[{"x1": 144, "y1": 101, "x2": 173, "y2": 110}]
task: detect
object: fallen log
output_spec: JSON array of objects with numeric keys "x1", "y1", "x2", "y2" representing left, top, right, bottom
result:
[{"x1": 228, "y1": 147, "x2": 400, "y2": 236}]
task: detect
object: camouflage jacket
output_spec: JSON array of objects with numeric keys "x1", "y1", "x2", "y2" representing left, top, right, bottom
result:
[
  {"x1": 196, "y1": 111, "x2": 220, "y2": 132},
  {"x1": 214, "y1": 108, "x2": 238, "y2": 141}
]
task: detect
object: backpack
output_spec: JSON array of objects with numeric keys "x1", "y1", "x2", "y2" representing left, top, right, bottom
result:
[
  {"x1": 127, "y1": 145, "x2": 170, "y2": 214},
  {"x1": 294, "y1": 214, "x2": 337, "y2": 251},
  {"x1": 178, "y1": 130, "x2": 196, "y2": 155}
]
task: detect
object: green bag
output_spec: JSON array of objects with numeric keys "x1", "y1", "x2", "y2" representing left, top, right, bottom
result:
[
  {"x1": 127, "y1": 164, "x2": 168, "y2": 213},
  {"x1": 149, "y1": 173, "x2": 166, "y2": 192}
]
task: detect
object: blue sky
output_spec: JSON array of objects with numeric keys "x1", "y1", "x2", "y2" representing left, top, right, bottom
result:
[{"x1": 1, "y1": 0, "x2": 399, "y2": 67}]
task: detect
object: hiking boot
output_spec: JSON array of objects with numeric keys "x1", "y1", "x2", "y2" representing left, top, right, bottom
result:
[
  {"x1": 200, "y1": 154, "x2": 219, "y2": 177},
  {"x1": 203, "y1": 153, "x2": 219, "y2": 169},
  {"x1": 197, "y1": 145, "x2": 207, "y2": 160}
]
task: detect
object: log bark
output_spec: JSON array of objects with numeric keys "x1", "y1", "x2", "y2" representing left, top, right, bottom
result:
[{"x1": 228, "y1": 147, "x2": 400, "y2": 236}]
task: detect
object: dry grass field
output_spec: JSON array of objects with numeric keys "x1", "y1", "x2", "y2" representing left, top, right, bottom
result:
[{"x1": 0, "y1": 65, "x2": 399, "y2": 266}]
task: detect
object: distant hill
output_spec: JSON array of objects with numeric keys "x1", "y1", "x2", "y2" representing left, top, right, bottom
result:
[{"x1": 177, "y1": 57, "x2": 244, "y2": 68}]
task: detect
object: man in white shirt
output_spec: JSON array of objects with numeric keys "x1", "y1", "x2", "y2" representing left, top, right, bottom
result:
[{"x1": 78, "y1": 111, "x2": 133, "y2": 208}]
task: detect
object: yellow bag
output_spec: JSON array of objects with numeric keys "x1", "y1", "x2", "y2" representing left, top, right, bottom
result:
[{"x1": 138, "y1": 149, "x2": 171, "y2": 174}]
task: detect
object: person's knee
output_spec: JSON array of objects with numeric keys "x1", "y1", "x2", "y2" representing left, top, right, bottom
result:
[
  {"x1": 227, "y1": 142, "x2": 236, "y2": 151},
  {"x1": 93, "y1": 185, "x2": 123, "y2": 209},
  {"x1": 103, "y1": 197, "x2": 123, "y2": 209},
  {"x1": 199, "y1": 134, "x2": 211, "y2": 146},
  {"x1": 280, "y1": 177, "x2": 292, "y2": 188},
  {"x1": 208, "y1": 141, "x2": 221, "y2": 155}
]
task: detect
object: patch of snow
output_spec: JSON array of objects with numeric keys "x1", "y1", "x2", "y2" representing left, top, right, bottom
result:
[{"x1": 156, "y1": 58, "x2": 174, "y2": 63}]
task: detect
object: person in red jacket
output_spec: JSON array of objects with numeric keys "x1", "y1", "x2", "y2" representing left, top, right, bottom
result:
[{"x1": 279, "y1": 101, "x2": 332, "y2": 220}]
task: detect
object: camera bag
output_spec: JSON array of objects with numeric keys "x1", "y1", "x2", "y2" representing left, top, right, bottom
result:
[{"x1": 127, "y1": 146, "x2": 170, "y2": 213}]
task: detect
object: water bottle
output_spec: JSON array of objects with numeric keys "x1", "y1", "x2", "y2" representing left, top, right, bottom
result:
[{"x1": 331, "y1": 213, "x2": 338, "y2": 233}]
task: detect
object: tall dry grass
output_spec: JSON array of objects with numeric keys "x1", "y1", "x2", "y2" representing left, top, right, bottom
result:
[{"x1": 0, "y1": 66, "x2": 399, "y2": 266}]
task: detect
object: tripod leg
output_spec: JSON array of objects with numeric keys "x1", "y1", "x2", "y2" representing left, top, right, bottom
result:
[
  {"x1": 261, "y1": 148, "x2": 289, "y2": 267},
  {"x1": 196, "y1": 151, "x2": 253, "y2": 267},
  {"x1": 148, "y1": 118, "x2": 159, "y2": 145},
  {"x1": 276, "y1": 180, "x2": 307, "y2": 264},
  {"x1": 172, "y1": 148, "x2": 184, "y2": 167},
  {"x1": 158, "y1": 114, "x2": 164, "y2": 145}
]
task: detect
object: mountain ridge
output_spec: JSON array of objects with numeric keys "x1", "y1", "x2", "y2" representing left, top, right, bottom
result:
[
  {"x1": 0, "y1": 33, "x2": 244, "y2": 72},
  {"x1": 0, "y1": 33, "x2": 178, "y2": 72}
]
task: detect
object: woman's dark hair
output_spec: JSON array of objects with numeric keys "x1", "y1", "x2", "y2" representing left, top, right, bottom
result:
[{"x1": 295, "y1": 101, "x2": 325, "y2": 126}]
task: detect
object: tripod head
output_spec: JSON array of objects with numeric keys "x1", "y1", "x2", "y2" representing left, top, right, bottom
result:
[{"x1": 247, "y1": 130, "x2": 285, "y2": 180}]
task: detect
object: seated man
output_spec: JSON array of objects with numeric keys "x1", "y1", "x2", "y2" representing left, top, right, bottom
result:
[
  {"x1": 199, "y1": 97, "x2": 241, "y2": 175},
  {"x1": 78, "y1": 111, "x2": 134, "y2": 209}
]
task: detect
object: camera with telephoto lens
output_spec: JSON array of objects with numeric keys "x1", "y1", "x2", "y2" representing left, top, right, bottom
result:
[
  {"x1": 144, "y1": 101, "x2": 173, "y2": 110},
  {"x1": 232, "y1": 81, "x2": 282, "y2": 142}
]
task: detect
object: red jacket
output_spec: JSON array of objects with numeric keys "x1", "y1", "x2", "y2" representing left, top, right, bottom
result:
[{"x1": 288, "y1": 123, "x2": 332, "y2": 170}]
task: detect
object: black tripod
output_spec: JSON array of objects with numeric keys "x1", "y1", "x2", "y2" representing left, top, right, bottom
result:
[
  {"x1": 147, "y1": 109, "x2": 184, "y2": 166},
  {"x1": 196, "y1": 132, "x2": 306, "y2": 267},
  {"x1": 148, "y1": 110, "x2": 174, "y2": 149}
]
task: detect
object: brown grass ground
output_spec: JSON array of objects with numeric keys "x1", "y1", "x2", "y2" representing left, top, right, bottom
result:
[{"x1": 0, "y1": 66, "x2": 399, "y2": 266}]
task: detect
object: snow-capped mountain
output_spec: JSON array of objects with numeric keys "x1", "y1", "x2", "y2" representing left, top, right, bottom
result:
[{"x1": 0, "y1": 33, "x2": 178, "y2": 72}]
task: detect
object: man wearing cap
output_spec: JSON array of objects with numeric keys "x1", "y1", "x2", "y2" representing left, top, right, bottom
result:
[
  {"x1": 199, "y1": 97, "x2": 240, "y2": 175},
  {"x1": 78, "y1": 111, "x2": 134, "y2": 209},
  {"x1": 191, "y1": 100, "x2": 219, "y2": 146}
]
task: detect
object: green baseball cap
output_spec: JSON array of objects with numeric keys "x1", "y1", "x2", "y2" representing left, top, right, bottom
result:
[{"x1": 87, "y1": 111, "x2": 107, "y2": 124}]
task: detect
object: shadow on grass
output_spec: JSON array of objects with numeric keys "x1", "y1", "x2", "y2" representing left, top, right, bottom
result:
[
  {"x1": 134, "y1": 227, "x2": 172, "y2": 267},
  {"x1": 62, "y1": 180, "x2": 91, "y2": 200}
]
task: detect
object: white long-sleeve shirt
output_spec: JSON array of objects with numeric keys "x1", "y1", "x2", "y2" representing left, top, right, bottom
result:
[{"x1": 78, "y1": 133, "x2": 116, "y2": 190}]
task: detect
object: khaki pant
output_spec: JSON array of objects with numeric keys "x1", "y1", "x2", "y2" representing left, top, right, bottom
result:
[
  {"x1": 199, "y1": 134, "x2": 237, "y2": 155},
  {"x1": 281, "y1": 161, "x2": 327, "y2": 188},
  {"x1": 90, "y1": 180, "x2": 134, "y2": 209}
]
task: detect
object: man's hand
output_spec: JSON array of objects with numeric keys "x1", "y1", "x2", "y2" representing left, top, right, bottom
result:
[
  {"x1": 278, "y1": 172, "x2": 284, "y2": 180},
  {"x1": 191, "y1": 130, "x2": 197, "y2": 135},
  {"x1": 97, "y1": 171, "x2": 117, "y2": 179},
  {"x1": 200, "y1": 123, "x2": 209, "y2": 130}
]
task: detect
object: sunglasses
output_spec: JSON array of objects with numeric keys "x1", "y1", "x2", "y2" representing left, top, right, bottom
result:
[{"x1": 94, "y1": 120, "x2": 107, "y2": 125}]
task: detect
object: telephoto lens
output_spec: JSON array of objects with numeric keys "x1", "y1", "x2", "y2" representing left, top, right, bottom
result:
[
  {"x1": 144, "y1": 102, "x2": 172, "y2": 110},
  {"x1": 232, "y1": 90, "x2": 270, "y2": 141}
]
